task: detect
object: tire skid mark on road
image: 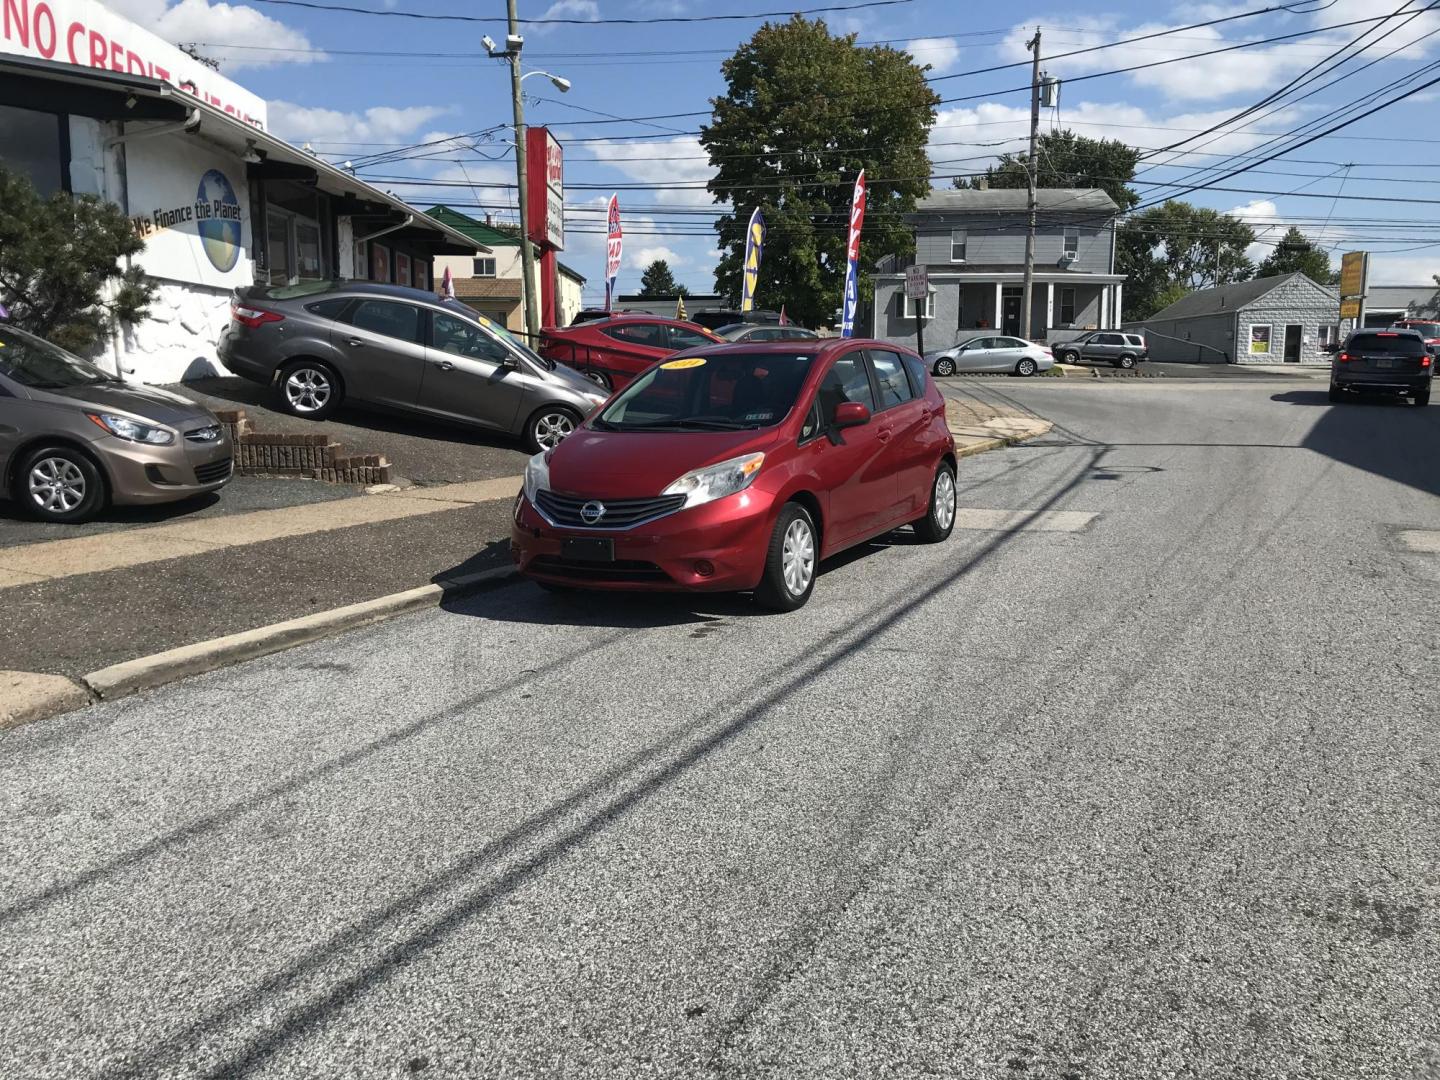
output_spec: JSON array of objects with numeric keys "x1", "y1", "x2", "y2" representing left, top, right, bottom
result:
[{"x1": 89, "y1": 453, "x2": 1111, "y2": 1080}]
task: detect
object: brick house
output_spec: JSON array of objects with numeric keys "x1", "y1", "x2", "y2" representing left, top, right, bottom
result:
[{"x1": 1129, "y1": 273, "x2": 1340, "y2": 364}]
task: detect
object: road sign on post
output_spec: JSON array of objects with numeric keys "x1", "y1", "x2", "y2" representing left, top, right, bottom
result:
[
  {"x1": 905, "y1": 265, "x2": 929, "y2": 356},
  {"x1": 1339, "y1": 250, "x2": 1368, "y2": 328}
]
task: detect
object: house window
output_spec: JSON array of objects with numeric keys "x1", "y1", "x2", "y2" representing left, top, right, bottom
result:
[
  {"x1": 950, "y1": 230, "x2": 967, "y2": 262},
  {"x1": 1063, "y1": 228, "x2": 1079, "y2": 255},
  {"x1": 1060, "y1": 287, "x2": 1076, "y2": 325},
  {"x1": 1318, "y1": 324, "x2": 1338, "y2": 348},
  {"x1": 473, "y1": 257, "x2": 497, "y2": 277},
  {"x1": 903, "y1": 291, "x2": 935, "y2": 320}
]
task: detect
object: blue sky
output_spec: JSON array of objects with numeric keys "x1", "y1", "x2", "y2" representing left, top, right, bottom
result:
[{"x1": 111, "y1": 0, "x2": 1440, "y2": 302}]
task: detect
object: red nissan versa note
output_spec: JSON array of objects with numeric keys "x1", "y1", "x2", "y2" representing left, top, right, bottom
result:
[{"x1": 511, "y1": 339, "x2": 958, "y2": 611}]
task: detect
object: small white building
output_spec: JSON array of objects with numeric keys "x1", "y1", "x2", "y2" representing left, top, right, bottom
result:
[{"x1": 0, "y1": 3, "x2": 476, "y2": 383}]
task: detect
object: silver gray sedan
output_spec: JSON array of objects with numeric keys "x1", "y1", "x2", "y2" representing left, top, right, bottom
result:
[
  {"x1": 927, "y1": 335, "x2": 1055, "y2": 377},
  {"x1": 217, "y1": 281, "x2": 608, "y2": 452}
]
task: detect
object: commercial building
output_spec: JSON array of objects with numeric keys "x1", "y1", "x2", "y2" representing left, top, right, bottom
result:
[
  {"x1": 1362, "y1": 283, "x2": 1440, "y2": 326},
  {"x1": 869, "y1": 188, "x2": 1126, "y2": 348},
  {"x1": 1128, "y1": 273, "x2": 1340, "y2": 364},
  {"x1": 1, "y1": 2, "x2": 477, "y2": 383}
]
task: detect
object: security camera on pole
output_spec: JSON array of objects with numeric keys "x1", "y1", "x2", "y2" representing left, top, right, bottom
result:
[{"x1": 486, "y1": 10, "x2": 571, "y2": 343}]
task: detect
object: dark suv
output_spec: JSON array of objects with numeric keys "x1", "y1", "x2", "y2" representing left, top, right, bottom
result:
[
  {"x1": 1330, "y1": 328, "x2": 1431, "y2": 406},
  {"x1": 1052, "y1": 331, "x2": 1148, "y2": 369}
]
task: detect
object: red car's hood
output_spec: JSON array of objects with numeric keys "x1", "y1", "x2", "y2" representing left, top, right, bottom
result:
[{"x1": 546, "y1": 427, "x2": 775, "y2": 499}]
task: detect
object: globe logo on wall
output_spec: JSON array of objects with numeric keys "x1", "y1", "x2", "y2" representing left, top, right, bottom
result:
[{"x1": 197, "y1": 169, "x2": 242, "y2": 273}]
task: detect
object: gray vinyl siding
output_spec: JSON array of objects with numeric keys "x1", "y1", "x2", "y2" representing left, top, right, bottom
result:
[
  {"x1": 1129, "y1": 274, "x2": 1340, "y2": 364},
  {"x1": 1134, "y1": 313, "x2": 1236, "y2": 363},
  {"x1": 915, "y1": 215, "x2": 1112, "y2": 275}
]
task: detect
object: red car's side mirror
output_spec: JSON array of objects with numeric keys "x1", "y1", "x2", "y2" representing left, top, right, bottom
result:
[{"x1": 833, "y1": 401, "x2": 871, "y2": 428}]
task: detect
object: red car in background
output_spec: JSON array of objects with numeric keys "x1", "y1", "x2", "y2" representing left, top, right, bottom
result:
[
  {"x1": 538, "y1": 315, "x2": 723, "y2": 392},
  {"x1": 1392, "y1": 318, "x2": 1440, "y2": 355}
]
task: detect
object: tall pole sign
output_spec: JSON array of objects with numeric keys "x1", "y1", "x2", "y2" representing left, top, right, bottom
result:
[
  {"x1": 840, "y1": 170, "x2": 867, "y2": 339},
  {"x1": 1339, "y1": 251, "x2": 1368, "y2": 331}
]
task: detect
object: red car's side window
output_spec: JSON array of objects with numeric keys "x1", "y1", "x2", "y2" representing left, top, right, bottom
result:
[{"x1": 603, "y1": 324, "x2": 666, "y2": 348}]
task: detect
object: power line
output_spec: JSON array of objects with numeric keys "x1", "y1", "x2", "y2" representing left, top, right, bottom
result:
[{"x1": 240, "y1": 0, "x2": 915, "y2": 24}]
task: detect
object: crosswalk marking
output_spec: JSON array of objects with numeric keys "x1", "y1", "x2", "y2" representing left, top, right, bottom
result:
[
  {"x1": 1397, "y1": 529, "x2": 1440, "y2": 554},
  {"x1": 954, "y1": 509, "x2": 1097, "y2": 533}
]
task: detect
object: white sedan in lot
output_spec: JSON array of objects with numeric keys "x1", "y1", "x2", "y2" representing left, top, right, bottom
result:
[{"x1": 927, "y1": 335, "x2": 1055, "y2": 377}]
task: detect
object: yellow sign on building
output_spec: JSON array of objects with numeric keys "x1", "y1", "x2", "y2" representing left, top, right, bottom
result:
[{"x1": 1339, "y1": 251, "x2": 1367, "y2": 300}]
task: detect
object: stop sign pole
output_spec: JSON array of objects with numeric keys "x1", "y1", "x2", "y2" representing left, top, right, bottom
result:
[{"x1": 905, "y1": 264, "x2": 929, "y2": 357}]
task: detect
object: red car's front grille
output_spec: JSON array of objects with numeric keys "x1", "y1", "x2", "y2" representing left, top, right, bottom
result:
[
  {"x1": 535, "y1": 490, "x2": 687, "y2": 529},
  {"x1": 531, "y1": 557, "x2": 671, "y2": 583}
]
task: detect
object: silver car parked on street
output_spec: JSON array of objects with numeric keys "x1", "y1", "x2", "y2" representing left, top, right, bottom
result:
[
  {"x1": 218, "y1": 281, "x2": 608, "y2": 452},
  {"x1": 927, "y1": 335, "x2": 1055, "y2": 377}
]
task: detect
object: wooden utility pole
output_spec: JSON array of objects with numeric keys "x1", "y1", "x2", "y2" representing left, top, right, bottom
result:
[
  {"x1": 1021, "y1": 27, "x2": 1041, "y2": 341},
  {"x1": 507, "y1": 0, "x2": 540, "y2": 342}
]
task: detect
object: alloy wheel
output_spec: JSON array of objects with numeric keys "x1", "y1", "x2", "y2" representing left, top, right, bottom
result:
[
  {"x1": 781, "y1": 517, "x2": 815, "y2": 597},
  {"x1": 584, "y1": 371, "x2": 611, "y2": 391},
  {"x1": 28, "y1": 457, "x2": 86, "y2": 514},
  {"x1": 284, "y1": 368, "x2": 332, "y2": 413},
  {"x1": 1017, "y1": 358, "x2": 1037, "y2": 376},
  {"x1": 935, "y1": 357, "x2": 956, "y2": 377},
  {"x1": 533, "y1": 411, "x2": 576, "y2": 449},
  {"x1": 933, "y1": 469, "x2": 956, "y2": 531}
]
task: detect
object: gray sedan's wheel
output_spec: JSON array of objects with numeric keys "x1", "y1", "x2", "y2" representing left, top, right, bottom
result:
[
  {"x1": 278, "y1": 361, "x2": 342, "y2": 419},
  {"x1": 527, "y1": 406, "x2": 580, "y2": 452},
  {"x1": 17, "y1": 446, "x2": 105, "y2": 523},
  {"x1": 933, "y1": 356, "x2": 956, "y2": 377},
  {"x1": 1015, "y1": 357, "x2": 1038, "y2": 377}
]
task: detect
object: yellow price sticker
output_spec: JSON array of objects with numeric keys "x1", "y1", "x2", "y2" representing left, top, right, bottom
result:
[
  {"x1": 661, "y1": 357, "x2": 707, "y2": 370},
  {"x1": 477, "y1": 315, "x2": 492, "y2": 327}
]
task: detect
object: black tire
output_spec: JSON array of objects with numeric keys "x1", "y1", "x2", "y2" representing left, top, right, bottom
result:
[
  {"x1": 277, "y1": 360, "x2": 343, "y2": 420},
  {"x1": 1058, "y1": 350, "x2": 1080, "y2": 365},
  {"x1": 1117, "y1": 354, "x2": 1137, "y2": 370},
  {"x1": 1414, "y1": 388, "x2": 1430, "y2": 407},
  {"x1": 1329, "y1": 384, "x2": 1345, "y2": 403},
  {"x1": 912, "y1": 461, "x2": 957, "y2": 544},
  {"x1": 584, "y1": 369, "x2": 612, "y2": 392},
  {"x1": 15, "y1": 445, "x2": 107, "y2": 523},
  {"x1": 754, "y1": 502, "x2": 818, "y2": 612},
  {"x1": 1015, "y1": 357, "x2": 1038, "y2": 377},
  {"x1": 526, "y1": 405, "x2": 581, "y2": 452},
  {"x1": 933, "y1": 356, "x2": 956, "y2": 377}
]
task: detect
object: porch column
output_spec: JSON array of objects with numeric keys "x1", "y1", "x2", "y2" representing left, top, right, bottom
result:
[
  {"x1": 1100, "y1": 285, "x2": 1111, "y2": 328},
  {"x1": 993, "y1": 281, "x2": 1003, "y2": 330},
  {"x1": 1113, "y1": 282, "x2": 1124, "y2": 325},
  {"x1": 1046, "y1": 281, "x2": 1055, "y2": 335}
]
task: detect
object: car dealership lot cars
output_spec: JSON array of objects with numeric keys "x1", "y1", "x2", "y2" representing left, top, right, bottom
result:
[
  {"x1": 0, "y1": 326, "x2": 232, "y2": 523},
  {"x1": 512, "y1": 339, "x2": 958, "y2": 611},
  {"x1": 928, "y1": 335, "x2": 1055, "y2": 377},
  {"x1": 538, "y1": 315, "x2": 724, "y2": 392},
  {"x1": 218, "y1": 281, "x2": 606, "y2": 452},
  {"x1": 1329, "y1": 328, "x2": 1432, "y2": 406}
]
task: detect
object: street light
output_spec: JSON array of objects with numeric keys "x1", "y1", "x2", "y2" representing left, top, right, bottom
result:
[{"x1": 485, "y1": 14, "x2": 571, "y2": 343}]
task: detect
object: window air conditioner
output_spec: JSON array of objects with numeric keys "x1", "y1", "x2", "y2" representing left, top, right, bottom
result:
[{"x1": 1060, "y1": 250, "x2": 1078, "y2": 262}]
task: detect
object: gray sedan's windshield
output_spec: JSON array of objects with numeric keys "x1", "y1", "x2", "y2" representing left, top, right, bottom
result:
[{"x1": 0, "y1": 328, "x2": 116, "y2": 389}]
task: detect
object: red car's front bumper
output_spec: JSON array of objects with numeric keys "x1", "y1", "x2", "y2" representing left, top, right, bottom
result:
[{"x1": 511, "y1": 488, "x2": 777, "y2": 592}]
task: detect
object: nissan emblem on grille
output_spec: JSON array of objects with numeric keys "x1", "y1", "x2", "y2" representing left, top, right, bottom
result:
[{"x1": 580, "y1": 501, "x2": 607, "y2": 525}]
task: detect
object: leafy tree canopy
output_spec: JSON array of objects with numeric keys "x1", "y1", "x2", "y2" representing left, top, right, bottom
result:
[
  {"x1": 1256, "y1": 226, "x2": 1338, "y2": 284},
  {"x1": 0, "y1": 165, "x2": 154, "y2": 353},
  {"x1": 1118, "y1": 200, "x2": 1256, "y2": 321},
  {"x1": 702, "y1": 16, "x2": 938, "y2": 327},
  {"x1": 955, "y1": 129, "x2": 1141, "y2": 211},
  {"x1": 638, "y1": 259, "x2": 689, "y2": 297}
]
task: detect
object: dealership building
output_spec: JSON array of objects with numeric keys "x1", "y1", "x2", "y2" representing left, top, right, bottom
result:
[{"x1": 1, "y1": 0, "x2": 478, "y2": 383}]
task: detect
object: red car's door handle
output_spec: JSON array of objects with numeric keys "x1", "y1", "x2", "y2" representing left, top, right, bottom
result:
[{"x1": 877, "y1": 427, "x2": 894, "y2": 441}]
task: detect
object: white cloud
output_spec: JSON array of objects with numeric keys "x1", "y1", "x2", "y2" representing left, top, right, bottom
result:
[
  {"x1": 524, "y1": 0, "x2": 600, "y2": 35},
  {"x1": 580, "y1": 136, "x2": 715, "y2": 208},
  {"x1": 906, "y1": 37, "x2": 964, "y2": 75},
  {"x1": 268, "y1": 103, "x2": 453, "y2": 147},
  {"x1": 632, "y1": 246, "x2": 684, "y2": 268},
  {"x1": 1227, "y1": 197, "x2": 1282, "y2": 262},
  {"x1": 1367, "y1": 253, "x2": 1440, "y2": 284},
  {"x1": 103, "y1": 0, "x2": 320, "y2": 70}
]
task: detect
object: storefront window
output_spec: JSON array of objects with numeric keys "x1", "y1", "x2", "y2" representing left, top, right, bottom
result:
[
  {"x1": 266, "y1": 209, "x2": 292, "y2": 286},
  {"x1": 263, "y1": 181, "x2": 329, "y2": 286},
  {"x1": 0, "y1": 104, "x2": 65, "y2": 196}
]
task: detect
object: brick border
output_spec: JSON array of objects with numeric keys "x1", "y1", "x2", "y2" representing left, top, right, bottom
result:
[{"x1": 213, "y1": 409, "x2": 392, "y2": 485}]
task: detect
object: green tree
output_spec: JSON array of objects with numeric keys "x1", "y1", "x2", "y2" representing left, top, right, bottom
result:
[
  {"x1": 955, "y1": 129, "x2": 1141, "y2": 211},
  {"x1": 702, "y1": 16, "x2": 938, "y2": 326},
  {"x1": 1118, "y1": 200, "x2": 1256, "y2": 320},
  {"x1": 0, "y1": 165, "x2": 154, "y2": 353},
  {"x1": 1255, "y1": 227, "x2": 1337, "y2": 283},
  {"x1": 638, "y1": 259, "x2": 688, "y2": 297}
]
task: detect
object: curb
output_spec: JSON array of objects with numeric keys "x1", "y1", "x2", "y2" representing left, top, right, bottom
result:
[{"x1": 2, "y1": 566, "x2": 520, "y2": 731}]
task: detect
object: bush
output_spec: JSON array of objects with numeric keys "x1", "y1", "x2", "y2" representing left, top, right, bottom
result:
[{"x1": 0, "y1": 164, "x2": 154, "y2": 353}]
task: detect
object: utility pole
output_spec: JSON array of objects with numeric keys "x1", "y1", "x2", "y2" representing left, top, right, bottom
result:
[
  {"x1": 506, "y1": 0, "x2": 540, "y2": 342},
  {"x1": 1021, "y1": 26, "x2": 1041, "y2": 341}
]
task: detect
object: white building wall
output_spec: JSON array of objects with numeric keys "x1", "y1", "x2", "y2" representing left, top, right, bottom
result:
[
  {"x1": 434, "y1": 246, "x2": 523, "y2": 282},
  {"x1": 558, "y1": 273, "x2": 584, "y2": 326}
]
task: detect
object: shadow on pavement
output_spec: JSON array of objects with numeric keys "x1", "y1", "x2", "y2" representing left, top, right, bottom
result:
[
  {"x1": 1272, "y1": 390, "x2": 1439, "y2": 497},
  {"x1": 0, "y1": 491, "x2": 220, "y2": 530}
]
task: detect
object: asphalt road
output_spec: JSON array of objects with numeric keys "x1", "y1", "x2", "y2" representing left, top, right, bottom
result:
[{"x1": 3, "y1": 378, "x2": 1438, "y2": 1079}]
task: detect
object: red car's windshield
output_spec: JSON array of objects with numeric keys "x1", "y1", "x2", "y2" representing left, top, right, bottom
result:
[
  {"x1": 596, "y1": 351, "x2": 819, "y2": 431},
  {"x1": 1396, "y1": 321, "x2": 1440, "y2": 338}
]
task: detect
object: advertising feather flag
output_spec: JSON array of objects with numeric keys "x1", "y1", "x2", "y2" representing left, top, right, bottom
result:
[
  {"x1": 840, "y1": 171, "x2": 866, "y2": 339},
  {"x1": 604, "y1": 195, "x2": 623, "y2": 311},
  {"x1": 740, "y1": 207, "x2": 765, "y2": 314}
]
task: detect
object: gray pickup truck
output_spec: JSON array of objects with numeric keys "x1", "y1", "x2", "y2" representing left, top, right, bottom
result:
[{"x1": 1053, "y1": 331, "x2": 1149, "y2": 369}]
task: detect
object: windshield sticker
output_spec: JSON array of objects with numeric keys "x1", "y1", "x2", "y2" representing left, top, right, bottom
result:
[
  {"x1": 661, "y1": 357, "x2": 707, "y2": 370},
  {"x1": 744, "y1": 411, "x2": 774, "y2": 422},
  {"x1": 477, "y1": 315, "x2": 493, "y2": 328}
]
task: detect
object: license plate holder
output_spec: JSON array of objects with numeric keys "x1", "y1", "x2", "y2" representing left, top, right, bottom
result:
[
  {"x1": 562, "y1": 537, "x2": 614, "y2": 562},
  {"x1": 1376, "y1": 359, "x2": 1393, "y2": 369}
]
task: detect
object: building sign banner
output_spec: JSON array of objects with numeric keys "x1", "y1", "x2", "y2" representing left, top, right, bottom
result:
[
  {"x1": 840, "y1": 170, "x2": 866, "y2": 339},
  {"x1": 395, "y1": 252, "x2": 411, "y2": 288},
  {"x1": 1, "y1": 0, "x2": 266, "y2": 127},
  {"x1": 371, "y1": 244, "x2": 390, "y2": 284},
  {"x1": 740, "y1": 207, "x2": 764, "y2": 314},
  {"x1": 604, "y1": 194, "x2": 622, "y2": 311},
  {"x1": 413, "y1": 261, "x2": 428, "y2": 292},
  {"x1": 525, "y1": 127, "x2": 564, "y2": 251},
  {"x1": 1249, "y1": 324, "x2": 1272, "y2": 356},
  {"x1": 124, "y1": 141, "x2": 249, "y2": 289},
  {"x1": 1339, "y1": 250, "x2": 1368, "y2": 322}
]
